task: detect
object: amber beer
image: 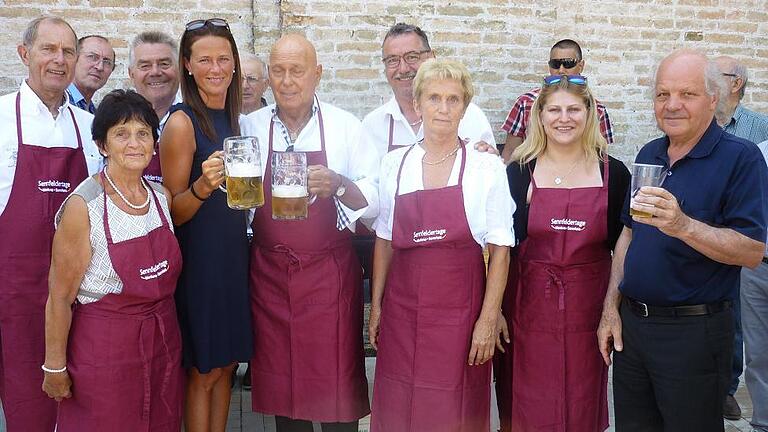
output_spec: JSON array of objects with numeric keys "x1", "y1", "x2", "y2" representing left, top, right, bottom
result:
[
  {"x1": 225, "y1": 163, "x2": 264, "y2": 209},
  {"x1": 630, "y1": 163, "x2": 665, "y2": 218},
  {"x1": 629, "y1": 207, "x2": 653, "y2": 218},
  {"x1": 272, "y1": 185, "x2": 308, "y2": 220}
]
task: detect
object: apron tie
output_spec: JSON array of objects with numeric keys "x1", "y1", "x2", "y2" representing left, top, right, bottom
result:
[
  {"x1": 273, "y1": 244, "x2": 303, "y2": 275},
  {"x1": 138, "y1": 320, "x2": 152, "y2": 421},
  {"x1": 137, "y1": 307, "x2": 176, "y2": 422},
  {"x1": 545, "y1": 268, "x2": 566, "y2": 311},
  {"x1": 154, "y1": 310, "x2": 176, "y2": 418}
]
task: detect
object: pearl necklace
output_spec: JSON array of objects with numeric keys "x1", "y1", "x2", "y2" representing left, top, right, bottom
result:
[
  {"x1": 104, "y1": 167, "x2": 151, "y2": 210},
  {"x1": 422, "y1": 141, "x2": 461, "y2": 166}
]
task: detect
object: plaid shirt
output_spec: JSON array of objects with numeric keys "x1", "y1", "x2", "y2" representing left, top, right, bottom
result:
[
  {"x1": 723, "y1": 104, "x2": 768, "y2": 144},
  {"x1": 501, "y1": 87, "x2": 614, "y2": 144}
]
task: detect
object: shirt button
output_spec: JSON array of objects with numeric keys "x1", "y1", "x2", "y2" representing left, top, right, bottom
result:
[{"x1": 667, "y1": 171, "x2": 672, "y2": 176}]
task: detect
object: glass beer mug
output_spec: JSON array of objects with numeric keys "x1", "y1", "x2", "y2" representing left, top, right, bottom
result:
[
  {"x1": 221, "y1": 136, "x2": 264, "y2": 210},
  {"x1": 271, "y1": 152, "x2": 315, "y2": 220}
]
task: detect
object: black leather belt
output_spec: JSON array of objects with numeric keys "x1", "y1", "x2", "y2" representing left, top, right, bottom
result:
[
  {"x1": 626, "y1": 297, "x2": 731, "y2": 318},
  {"x1": 762, "y1": 256, "x2": 768, "y2": 265}
]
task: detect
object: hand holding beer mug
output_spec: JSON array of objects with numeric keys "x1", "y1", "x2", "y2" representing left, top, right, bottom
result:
[
  {"x1": 221, "y1": 136, "x2": 264, "y2": 210},
  {"x1": 272, "y1": 152, "x2": 315, "y2": 220},
  {"x1": 630, "y1": 163, "x2": 666, "y2": 218}
]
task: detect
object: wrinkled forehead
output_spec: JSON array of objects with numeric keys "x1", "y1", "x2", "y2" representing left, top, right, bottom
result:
[
  {"x1": 656, "y1": 54, "x2": 707, "y2": 89},
  {"x1": 81, "y1": 37, "x2": 115, "y2": 58},
  {"x1": 135, "y1": 43, "x2": 176, "y2": 62},
  {"x1": 34, "y1": 20, "x2": 77, "y2": 48}
]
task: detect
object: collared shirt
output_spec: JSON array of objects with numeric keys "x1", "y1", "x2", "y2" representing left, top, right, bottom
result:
[
  {"x1": 723, "y1": 104, "x2": 768, "y2": 144},
  {"x1": 361, "y1": 96, "x2": 496, "y2": 161},
  {"x1": 66, "y1": 83, "x2": 96, "y2": 114},
  {"x1": 501, "y1": 87, "x2": 614, "y2": 144},
  {"x1": 375, "y1": 143, "x2": 515, "y2": 248},
  {"x1": 759, "y1": 139, "x2": 768, "y2": 255},
  {"x1": 620, "y1": 120, "x2": 768, "y2": 305},
  {"x1": 240, "y1": 98, "x2": 379, "y2": 231},
  {"x1": 0, "y1": 81, "x2": 103, "y2": 217}
]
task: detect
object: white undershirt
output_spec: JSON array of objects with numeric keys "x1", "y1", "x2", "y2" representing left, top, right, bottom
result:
[
  {"x1": 375, "y1": 144, "x2": 515, "y2": 248},
  {"x1": 0, "y1": 82, "x2": 103, "y2": 217}
]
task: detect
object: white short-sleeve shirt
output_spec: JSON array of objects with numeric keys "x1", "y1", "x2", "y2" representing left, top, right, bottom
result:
[
  {"x1": 374, "y1": 143, "x2": 515, "y2": 248},
  {"x1": 0, "y1": 81, "x2": 103, "y2": 217}
]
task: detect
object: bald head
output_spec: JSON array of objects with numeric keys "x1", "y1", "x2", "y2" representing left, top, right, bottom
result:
[
  {"x1": 270, "y1": 34, "x2": 317, "y2": 68},
  {"x1": 655, "y1": 49, "x2": 720, "y2": 98},
  {"x1": 268, "y1": 33, "x2": 322, "y2": 117},
  {"x1": 715, "y1": 55, "x2": 748, "y2": 101}
]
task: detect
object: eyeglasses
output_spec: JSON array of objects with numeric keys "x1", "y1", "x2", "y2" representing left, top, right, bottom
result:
[
  {"x1": 722, "y1": 73, "x2": 739, "y2": 78},
  {"x1": 548, "y1": 58, "x2": 580, "y2": 70},
  {"x1": 185, "y1": 18, "x2": 230, "y2": 32},
  {"x1": 543, "y1": 75, "x2": 588, "y2": 86},
  {"x1": 82, "y1": 52, "x2": 115, "y2": 70},
  {"x1": 243, "y1": 75, "x2": 266, "y2": 86},
  {"x1": 382, "y1": 50, "x2": 431, "y2": 69}
]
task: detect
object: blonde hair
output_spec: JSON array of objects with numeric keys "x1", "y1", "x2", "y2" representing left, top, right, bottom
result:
[
  {"x1": 413, "y1": 58, "x2": 474, "y2": 109},
  {"x1": 512, "y1": 77, "x2": 606, "y2": 165}
]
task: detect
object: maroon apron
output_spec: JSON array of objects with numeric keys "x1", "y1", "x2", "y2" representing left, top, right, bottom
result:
[
  {"x1": 493, "y1": 249, "x2": 519, "y2": 432},
  {"x1": 370, "y1": 142, "x2": 490, "y2": 432},
  {"x1": 0, "y1": 93, "x2": 87, "y2": 431},
  {"x1": 511, "y1": 159, "x2": 611, "y2": 431},
  {"x1": 142, "y1": 142, "x2": 162, "y2": 183},
  {"x1": 57, "y1": 175, "x2": 183, "y2": 432},
  {"x1": 249, "y1": 106, "x2": 369, "y2": 422}
]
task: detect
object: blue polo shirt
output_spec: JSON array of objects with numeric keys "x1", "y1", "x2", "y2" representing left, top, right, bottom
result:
[{"x1": 620, "y1": 119, "x2": 768, "y2": 305}]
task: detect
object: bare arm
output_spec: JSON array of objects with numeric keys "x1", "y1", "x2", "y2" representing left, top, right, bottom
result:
[
  {"x1": 160, "y1": 111, "x2": 225, "y2": 225},
  {"x1": 468, "y1": 244, "x2": 510, "y2": 366},
  {"x1": 368, "y1": 237, "x2": 394, "y2": 350},
  {"x1": 500, "y1": 135, "x2": 523, "y2": 164},
  {"x1": 43, "y1": 196, "x2": 92, "y2": 400},
  {"x1": 597, "y1": 226, "x2": 631, "y2": 366},
  {"x1": 633, "y1": 186, "x2": 764, "y2": 268}
]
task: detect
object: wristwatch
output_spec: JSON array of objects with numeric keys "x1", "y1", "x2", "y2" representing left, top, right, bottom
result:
[{"x1": 335, "y1": 175, "x2": 347, "y2": 197}]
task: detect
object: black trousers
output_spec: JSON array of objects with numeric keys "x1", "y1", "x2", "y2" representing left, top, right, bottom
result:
[
  {"x1": 275, "y1": 416, "x2": 359, "y2": 432},
  {"x1": 613, "y1": 299, "x2": 733, "y2": 432}
]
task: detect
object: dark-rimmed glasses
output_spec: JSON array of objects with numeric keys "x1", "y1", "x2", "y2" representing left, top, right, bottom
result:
[
  {"x1": 543, "y1": 75, "x2": 588, "y2": 86},
  {"x1": 382, "y1": 50, "x2": 431, "y2": 69},
  {"x1": 548, "y1": 58, "x2": 580, "y2": 70},
  {"x1": 185, "y1": 18, "x2": 230, "y2": 32}
]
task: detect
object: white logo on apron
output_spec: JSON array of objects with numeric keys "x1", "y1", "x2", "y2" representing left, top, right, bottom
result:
[
  {"x1": 413, "y1": 228, "x2": 447, "y2": 243},
  {"x1": 139, "y1": 260, "x2": 169, "y2": 280},
  {"x1": 37, "y1": 180, "x2": 71, "y2": 193},
  {"x1": 550, "y1": 218, "x2": 587, "y2": 232},
  {"x1": 143, "y1": 174, "x2": 162, "y2": 183}
]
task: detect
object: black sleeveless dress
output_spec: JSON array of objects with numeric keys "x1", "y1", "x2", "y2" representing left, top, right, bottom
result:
[{"x1": 171, "y1": 103, "x2": 253, "y2": 373}]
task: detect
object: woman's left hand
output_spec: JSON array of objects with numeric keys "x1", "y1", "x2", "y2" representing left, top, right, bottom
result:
[
  {"x1": 468, "y1": 315, "x2": 496, "y2": 366},
  {"x1": 495, "y1": 310, "x2": 510, "y2": 353}
]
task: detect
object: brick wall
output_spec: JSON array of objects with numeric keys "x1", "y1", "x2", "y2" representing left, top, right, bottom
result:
[{"x1": 2, "y1": 0, "x2": 767, "y2": 161}]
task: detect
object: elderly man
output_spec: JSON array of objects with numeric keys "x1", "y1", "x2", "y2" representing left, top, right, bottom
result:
[
  {"x1": 744, "y1": 139, "x2": 768, "y2": 432},
  {"x1": 241, "y1": 34, "x2": 377, "y2": 432},
  {"x1": 241, "y1": 54, "x2": 269, "y2": 114},
  {"x1": 598, "y1": 50, "x2": 768, "y2": 431},
  {"x1": 499, "y1": 38, "x2": 614, "y2": 162},
  {"x1": 66, "y1": 35, "x2": 115, "y2": 113},
  {"x1": 713, "y1": 55, "x2": 768, "y2": 420},
  {"x1": 361, "y1": 23, "x2": 495, "y2": 160},
  {"x1": 715, "y1": 56, "x2": 768, "y2": 144},
  {"x1": 0, "y1": 16, "x2": 102, "y2": 431},
  {"x1": 127, "y1": 30, "x2": 180, "y2": 183}
]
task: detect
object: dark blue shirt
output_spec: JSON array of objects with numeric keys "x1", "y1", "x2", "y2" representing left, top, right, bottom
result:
[{"x1": 620, "y1": 120, "x2": 768, "y2": 305}]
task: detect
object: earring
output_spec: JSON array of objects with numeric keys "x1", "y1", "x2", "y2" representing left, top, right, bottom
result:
[
  {"x1": 188, "y1": 71, "x2": 192, "y2": 76},
  {"x1": 233, "y1": 68, "x2": 236, "y2": 73},
  {"x1": 153, "y1": 150, "x2": 157, "y2": 156}
]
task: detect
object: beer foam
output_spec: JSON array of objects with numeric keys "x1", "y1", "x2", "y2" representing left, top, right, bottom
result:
[
  {"x1": 227, "y1": 163, "x2": 261, "y2": 177},
  {"x1": 272, "y1": 184, "x2": 308, "y2": 198}
]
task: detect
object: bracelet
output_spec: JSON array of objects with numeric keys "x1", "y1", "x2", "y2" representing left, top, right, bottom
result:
[
  {"x1": 190, "y1": 182, "x2": 208, "y2": 201},
  {"x1": 41, "y1": 364, "x2": 67, "y2": 374}
]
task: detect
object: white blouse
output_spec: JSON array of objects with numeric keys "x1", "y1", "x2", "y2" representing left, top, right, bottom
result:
[
  {"x1": 54, "y1": 177, "x2": 173, "y2": 304},
  {"x1": 374, "y1": 143, "x2": 515, "y2": 248}
]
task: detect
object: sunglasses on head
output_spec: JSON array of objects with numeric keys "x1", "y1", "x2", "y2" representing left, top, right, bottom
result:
[
  {"x1": 185, "y1": 18, "x2": 230, "y2": 32},
  {"x1": 543, "y1": 75, "x2": 588, "y2": 86},
  {"x1": 548, "y1": 58, "x2": 580, "y2": 70}
]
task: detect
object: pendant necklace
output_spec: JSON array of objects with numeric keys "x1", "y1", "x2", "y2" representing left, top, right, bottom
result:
[
  {"x1": 551, "y1": 157, "x2": 582, "y2": 186},
  {"x1": 104, "y1": 166, "x2": 151, "y2": 210}
]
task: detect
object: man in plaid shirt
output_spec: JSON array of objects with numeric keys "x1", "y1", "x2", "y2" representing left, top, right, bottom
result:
[{"x1": 500, "y1": 39, "x2": 614, "y2": 162}]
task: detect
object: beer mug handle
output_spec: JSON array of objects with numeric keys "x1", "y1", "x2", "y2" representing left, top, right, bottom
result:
[
  {"x1": 308, "y1": 193, "x2": 317, "y2": 205},
  {"x1": 218, "y1": 154, "x2": 227, "y2": 193}
]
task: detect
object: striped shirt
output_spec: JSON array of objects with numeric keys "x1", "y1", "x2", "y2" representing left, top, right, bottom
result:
[{"x1": 723, "y1": 105, "x2": 768, "y2": 144}]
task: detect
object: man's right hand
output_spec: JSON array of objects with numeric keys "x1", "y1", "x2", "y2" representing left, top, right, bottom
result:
[
  {"x1": 42, "y1": 371, "x2": 72, "y2": 402},
  {"x1": 597, "y1": 306, "x2": 623, "y2": 366}
]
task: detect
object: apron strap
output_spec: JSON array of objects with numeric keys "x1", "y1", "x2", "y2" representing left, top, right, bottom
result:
[
  {"x1": 601, "y1": 155, "x2": 609, "y2": 189},
  {"x1": 457, "y1": 139, "x2": 467, "y2": 185},
  {"x1": 15, "y1": 92, "x2": 23, "y2": 145},
  {"x1": 394, "y1": 144, "x2": 416, "y2": 197},
  {"x1": 388, "y1": 115, "x2": 394, "y2": 150},
  {"x1": 67, "y1": 106, "x2": 84, "y2": 150}
]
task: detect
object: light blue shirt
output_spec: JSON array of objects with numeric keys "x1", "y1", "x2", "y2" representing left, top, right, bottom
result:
[
  {"x1": 724, "y1": 105, "x2": 768, "y2": 144},
  {"x1": 66, "y1": 83, "x2": 95, "y2": 114}
]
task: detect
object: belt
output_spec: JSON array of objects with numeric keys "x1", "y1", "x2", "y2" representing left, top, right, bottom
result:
[
  {"x1": 762, "y1": 256, "x2": 768, "y2": 265},
  {"x1": 626, "y1": 297, "x2": 731, "y2": 318}
]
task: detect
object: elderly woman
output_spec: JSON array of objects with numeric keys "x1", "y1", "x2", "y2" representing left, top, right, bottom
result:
[
  {"x1": 367, "y1": 58, "x2": 514, "y2": 432},
  {"x1": 505, "y1": 75, "x2": 630, "y2": 431},
  {"x1": 42, "y1": 89, "x2": 183, "y2": 431},
  {"x1": 160, "y1": 18, "x2": 252, "y2": 432}
]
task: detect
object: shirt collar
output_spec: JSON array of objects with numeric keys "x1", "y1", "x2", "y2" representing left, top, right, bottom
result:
[
  {"x1": 66, "y1": 83, "x2": 85, "y2": 105},
  {"x1": 20, "y1": 80, "x2": 68, "y2": 118},
  {"x1": 271, "y1": 96, "x2": 320, "y2": 148},
  {"x1": 653, "y1": 118, "x2": 723, "y2": 163}
]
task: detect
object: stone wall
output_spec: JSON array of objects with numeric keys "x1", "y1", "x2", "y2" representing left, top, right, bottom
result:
[{"x1": 2, "y1": 0, "x2": 767, "y2": 160}]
